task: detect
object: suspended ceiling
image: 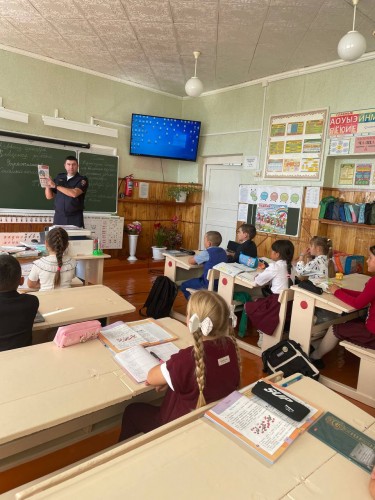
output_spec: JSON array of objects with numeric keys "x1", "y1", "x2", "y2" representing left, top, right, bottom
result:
[{"x1": 0, "y1": 0, "x2": 374, "y2": 97}]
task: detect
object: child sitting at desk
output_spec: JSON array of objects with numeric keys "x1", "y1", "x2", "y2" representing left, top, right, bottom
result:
[
  {"x1": 0, "y1": 255, "x2": 39, "y2": 351},
  {"x1": 119, "y1": 290, "x2": 241, "y2": 441},
  {"x1": 27, "y1": 227, "x2": 76, "y2": 291},
  {"x1": 310, "y1": 245, "x2": 375, "y2": 369},
  {"x1": 227, "y1": 223, "x2": 257, "y2": 264},
  {"x1": 180, "y1": 231, "x2": 227, "y2": 300},
  {"x1": 294, "y1": 236, "x2": 333, "y2": 279},
  {"x1": 244, "y1": 239, "x2": 294, "y2": 348}
]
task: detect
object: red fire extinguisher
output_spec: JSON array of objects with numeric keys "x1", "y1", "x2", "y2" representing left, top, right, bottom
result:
[{"x1": 124, "y1": 174, "x2": 134, "y2": 197}]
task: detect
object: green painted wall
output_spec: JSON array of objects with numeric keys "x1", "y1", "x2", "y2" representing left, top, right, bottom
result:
[{"x1": 0, "y1": 49, "x2": 182, "y2": 181}]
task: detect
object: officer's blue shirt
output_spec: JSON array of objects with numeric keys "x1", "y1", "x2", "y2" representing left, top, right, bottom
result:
[{"x1": 52, "y1": 172, "x2": 88, "y2": 226}]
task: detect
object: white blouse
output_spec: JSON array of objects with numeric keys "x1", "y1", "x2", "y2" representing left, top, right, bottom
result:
[
  {"x1": 254, "y1": 259, "x2": 289, "y2": 294},
  {"x1": 295, "y1": 254, "x2": 328, "y2": 279},
  {"x1": 28, "y1": 255, "x2": 76, "y2": 291}
]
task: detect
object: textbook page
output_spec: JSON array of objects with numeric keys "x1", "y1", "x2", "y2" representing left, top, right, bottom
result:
[
  {"x1": 145, "y1": 342, "x2": 179, "y2": 361},
  {"x1": 130, "y1": 320, "x2": 177, "y2": 344},
  {"x1": 213, "y1": 262, "x2": 250, "y2": 276},
  {"x1": 114, "y1": 345, "x2": 159, "y2": 383}
]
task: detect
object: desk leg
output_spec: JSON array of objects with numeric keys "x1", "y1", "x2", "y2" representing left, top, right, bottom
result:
[
  {"x1": 289, "y1": 291, "x2": 316, "y2": 354},
  {"x1": 76, "y1": 259, "x2": 103, "y2": 285},
  {"x1": 217, "y1": 275, "x2": 235, "y2": 307},
  {"x1": 164, "y1": 258, "x2": 177, "y2": 281}
]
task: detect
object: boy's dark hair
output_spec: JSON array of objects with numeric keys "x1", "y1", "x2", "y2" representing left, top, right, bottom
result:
[
  {"x1": 65, "y1": 155, "x2": 78, "y2": 163},
  {"x1": 206, "y1": 231, "x2": 222, "y2": 247},
  {"x1": 239, "y1": 224, "x2": 256, "y2": 240},
  {"x1": 271, "y1": 239, "x2": 295, "y2": 286},
  {"x1": 0, "y1": 254, "x2": 22, "y2": 292}
]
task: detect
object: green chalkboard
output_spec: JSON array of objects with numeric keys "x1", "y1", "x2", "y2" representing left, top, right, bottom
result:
[
  {"x1": 0, "y1": 140, "x2": 119, "y2": 213},
  {"x1": 78, "y1": 152, "x2": 118, "y2": 213},
  {"x1": 0, "y1": 140, "x2": 75, "y2": 210}
]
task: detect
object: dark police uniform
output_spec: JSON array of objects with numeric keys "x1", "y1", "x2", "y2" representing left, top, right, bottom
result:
[{"x1": 52, "y1": 172, "x2": 88, "y2": 227}]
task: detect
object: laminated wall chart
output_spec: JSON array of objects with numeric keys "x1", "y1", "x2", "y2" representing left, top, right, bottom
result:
[
  {"x1": 265, "y1": 109, "x2": 328, "y2": 180},
  {"x1": 0, "y1": 214, "x2": 124, "y2": 249},
  {"x1": 238, "y1": 185, "x2": 303, "y2": 237}
]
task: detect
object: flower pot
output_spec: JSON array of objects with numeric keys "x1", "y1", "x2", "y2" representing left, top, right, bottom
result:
[
  {"x1": 127, "y1": 234, "x2": 138, "y2": 261},
  {"x1": 175, "y1": 191, "x2": 187, "y2": 203},
  {"x1": 152, "y1": 246, "x2": 167, "y2": 260}
]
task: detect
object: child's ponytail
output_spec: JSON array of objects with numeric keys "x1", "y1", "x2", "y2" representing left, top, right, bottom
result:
[
  {"x1": 271, "y1": 239, "x2": 295, "y2": 287},
  {"x1": 46, "y1": 228, "x2": 69, "y2": 286}
]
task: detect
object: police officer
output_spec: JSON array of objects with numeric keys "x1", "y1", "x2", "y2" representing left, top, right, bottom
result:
[{"x1": 45, "y1": 156, "x2": 88, "y2": 227}]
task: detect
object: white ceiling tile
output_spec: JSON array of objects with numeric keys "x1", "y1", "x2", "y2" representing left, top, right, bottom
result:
[
  {"x1": 0, "y1": 0, "x2": 40, "y2": 18},
  {"x1": 48, "y1": 18, "x2": 96, "y2": 36},
  {"x1": 75, "y1": 0, "x2": 127, "y2": 19},
  {"x1": 132, "y1": 22, "x2": 175, "y2": 42},
  {"x1": 175, "y1": 23, "x2": 217, "y2": 44},
  {"x1": 25, "y1": 32, "x2": 73, "y2": 50},
  {"x1": 89, "y1": 19, "x2": 136, "y2": 37},
  {"x1": 170, "y1": 0, "x2": 218, "y2": 24},
  {"x1": 7, "y1": 15, "x2": 55, "y2": 34},
  {"x1": 66, "y1": 35, "x2": 108, "y2": 52},
  {"x1": 29, "y1": 0, "x2": 84, "y2": 18},
  {"x1": 219, "y1": 0, "x2": 269, "y2": 25},
  {"x1": 121, "y1": 0, "x2": 172, "y2": 23}
]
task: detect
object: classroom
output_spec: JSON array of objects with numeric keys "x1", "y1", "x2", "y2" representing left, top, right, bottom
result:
[{"x1": 1, "y1": 1, "x2": 375, "y2": 498}]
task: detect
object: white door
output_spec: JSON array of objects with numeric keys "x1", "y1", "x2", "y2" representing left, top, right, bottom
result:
[{"x1": 201, "y1": 162, "x2": 243, "y2": 249}]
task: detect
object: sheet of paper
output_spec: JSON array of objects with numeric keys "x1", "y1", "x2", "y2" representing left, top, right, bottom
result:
[
  {"x1": 145, "y1": 342, "x2": 179, "y2": 362},
  {"x1": 100, "y1": 323, "x2": 145, "y2": 350},
  {"x1": 139, "y1": 182, "x2": 149, "y2": 199},
  {"x1": 38, "y1": 165, "x2": 50, "y2": 187},
  {"x1": 304, "y1": 187, "x2": 320, "y2": 208},
  {"x1": 115, "y1": 345, "x2": 159, "y2": 383},
  {"x1": 238, "y1": 203, "x2": 248, "y2": 222}
]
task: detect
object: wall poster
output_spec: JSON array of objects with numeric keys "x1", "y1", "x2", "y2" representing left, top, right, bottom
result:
[
  {"x1": 329, "y1": 108, "x2": 375, "y2": 154},
  {"x1": 265, "y1": 109, "x2": 328, "y2": 180}
]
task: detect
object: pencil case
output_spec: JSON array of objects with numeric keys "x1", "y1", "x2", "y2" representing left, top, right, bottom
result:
[{"x1": 54, "y1": 320, "x2": 101, "y2": 347}]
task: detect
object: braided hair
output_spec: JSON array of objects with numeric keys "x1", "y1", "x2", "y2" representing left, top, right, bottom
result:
[
  {"x1": 46, "y1": 228, "x2": 69, "y2": 286},
  {"x1": 272, "y1": 239, "x2": 295, "y2": 287},
  {"x1": 187, "y1": 290, "x2": 241, "y2": 409}
]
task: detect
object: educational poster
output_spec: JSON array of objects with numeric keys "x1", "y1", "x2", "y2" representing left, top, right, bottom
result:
[
  {"x1": 256, "y1": 204, "x2": 288, "y2": 234},
  {"x1": 329, "y1": 138, "x2": 350, "y2": 155},
  {"x1": 338, "y1": 164, "x2": 355, "y2": 185},
  {"x1": 355, "y1": 164, "x2": 372, "y2": 186},
  {"x1": 329, "y1": 109, "x2": 375, "y2": 155},
  {"x1": 265, "y1": 109, "x2": 328, "y2": 179}
]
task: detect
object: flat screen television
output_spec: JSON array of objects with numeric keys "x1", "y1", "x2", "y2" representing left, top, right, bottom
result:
[{"x1": 130, "y1": 113, "x2": 201, "y2": 162}]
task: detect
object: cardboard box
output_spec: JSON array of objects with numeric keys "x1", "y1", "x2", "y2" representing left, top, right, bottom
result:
[{"x1": 67, "y1": 239, "x2": 94, "y2": 256}]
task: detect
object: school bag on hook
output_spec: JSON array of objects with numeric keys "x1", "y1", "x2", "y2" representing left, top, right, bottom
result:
[
  {"x1": 139, "y1": 276, "x2": 178, "y2": 319},
  {"x1": 262, "y1": 339, "x2": 320, "y2": 380}
]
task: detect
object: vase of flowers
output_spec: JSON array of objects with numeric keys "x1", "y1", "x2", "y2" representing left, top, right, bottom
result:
[{"x1": 126, "y1": 221, "x2": 142, "y2": 261}]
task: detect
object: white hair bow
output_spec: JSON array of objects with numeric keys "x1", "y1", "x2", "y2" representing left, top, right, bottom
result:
[{"x1": 188, "y1": 313, "x2": 213, "y2": 336}]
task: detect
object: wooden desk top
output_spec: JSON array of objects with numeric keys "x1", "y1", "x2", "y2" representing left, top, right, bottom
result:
[
  {"x1": 30, "y1": 285, "x2": 135, "y2": 331},
  {"x1": 0, "y1": 318, "x2": 191, "y2": 448},
  {"x1": 15, "y1": 377, "x2": 374, "y2": 500},
  {"x1": 291, "y1": 273, "x2": 370, "y2": 313},
  {"x1": 163, "y1": 252, "x2": 202, "y2": 270}
]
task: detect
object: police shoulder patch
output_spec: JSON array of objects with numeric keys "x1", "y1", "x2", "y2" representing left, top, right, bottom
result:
[{"x1": 81, "y1": 179, "x2": 87, "y2": 186}]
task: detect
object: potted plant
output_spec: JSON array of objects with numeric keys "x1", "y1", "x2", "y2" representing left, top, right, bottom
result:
[
  {"x1": 166, "y1": 183, "x2": 202, "y2": 203},
  {"x1": 152, "y1": 222, "x2": 168, "y2": 260},
  {"x1": 165, "y1": 216, "x2": 183, "y2": 250},
  {"x1": 125, "y1": 221, "x2": 142, "y2": 261}
]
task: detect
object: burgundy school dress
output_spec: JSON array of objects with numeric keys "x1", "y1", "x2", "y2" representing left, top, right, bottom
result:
[
  {"x1": 333, "y1": 276, "x2": 375, "y2": 349},
  {"x1": 119, "y1": 338, "x2": 240, "y2": 441}
]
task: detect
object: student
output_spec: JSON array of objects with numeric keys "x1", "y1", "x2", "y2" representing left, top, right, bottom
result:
[
  {"x1": 119, "y1": 290, "x2": 241, "y2": 441},
  {"x1": 0, "y1": 255, "x2": 39, "y2": 351},
  {"x1": 244, "y1": 239, "x2": 294, "y2": 347},
  {"x1": 27, "y1": 227, "x2": 76, "y2": 291},
  {"x1": 294, "y1": 236, "x2": 333, "y2": 279},
  {"x1": 227, "y1": 223, "x2": 257, "y2": 263},
  {"x1": 310, "y1": 245, "x2": 375, "y2": 369},
  {"x1": 180, "y1": 231, "x2": 227, "y2": 300}
]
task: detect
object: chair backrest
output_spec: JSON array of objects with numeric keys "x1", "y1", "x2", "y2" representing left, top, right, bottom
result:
[
  {"x1": 261, "y1": 288, "x2": 294, "y2": 352},
  {"x1": 207, "y1": 269, "x2": 215, "y2": 291}
]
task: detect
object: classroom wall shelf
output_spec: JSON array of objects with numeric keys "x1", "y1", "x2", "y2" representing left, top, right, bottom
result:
[{"x1": 319, "y1": 219, "x2": 374, "y2": 230}]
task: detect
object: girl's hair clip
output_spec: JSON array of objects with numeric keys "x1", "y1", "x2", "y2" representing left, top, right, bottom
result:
[
  {"x1": 188, "y1": 313, "x2": 213, "y2": 336},
  {"x1": 57, "y1": 266, "x2": 62, "y2": 271}
]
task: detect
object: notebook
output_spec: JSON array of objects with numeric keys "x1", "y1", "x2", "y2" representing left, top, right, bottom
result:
[{"x1": 227, "y1": 240, "x2": 240, "y2": 253}]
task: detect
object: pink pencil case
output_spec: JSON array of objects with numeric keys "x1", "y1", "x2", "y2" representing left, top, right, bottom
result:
[{"x1": 54, "y1": 320, "x2": 101, "y2": 347}]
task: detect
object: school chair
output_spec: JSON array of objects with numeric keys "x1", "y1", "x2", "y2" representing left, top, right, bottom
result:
[
  {"x1": 185, "y1": 269, "x2": 215, "y2": 295},
  {"x1": 261, "y1": 289, "x2": 294, "y2": 352}
]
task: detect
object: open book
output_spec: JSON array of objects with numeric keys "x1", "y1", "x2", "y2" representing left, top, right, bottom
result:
[
  {"x1": 114, "y1": 343, "x2": 179, "y2": 383},
  {"x1": 99, "y1": 318, "x2": 178, "y2": 353},
  {"x1": 205, "y1": 381, "x2": 323, "y2": 464},
  {"x1": 213, "y1": 262, "x2": 254, "y2": 277}
]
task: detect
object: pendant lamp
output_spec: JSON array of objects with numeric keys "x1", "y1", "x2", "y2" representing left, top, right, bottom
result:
[
  {"x1": 185, "y1": 51, "x2": 204, "y2": 97},
  {"x1": 337, "y1": 0, "x2": 366, "y2": 61}
]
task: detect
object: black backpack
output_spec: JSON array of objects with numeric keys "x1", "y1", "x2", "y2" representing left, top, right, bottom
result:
[
  {"x1": 139, "y1": 276, "x2": 178, "y2": 319},
  {"x1": 262, "y1": 340, "x2": 320, "y2": 380}
]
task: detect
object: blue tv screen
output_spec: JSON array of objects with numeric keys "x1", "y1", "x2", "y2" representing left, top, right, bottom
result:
[{"x1": 130, "y1": 114, "x2": 201, "y2": 162}]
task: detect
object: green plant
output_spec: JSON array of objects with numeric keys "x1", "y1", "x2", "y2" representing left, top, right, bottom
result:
[
  {"x1": 166, "y1": 183, "x2": 202, "y2": 200},
  {"x1": 153, "y1": 222, "x2": 168, "y2": 247}
]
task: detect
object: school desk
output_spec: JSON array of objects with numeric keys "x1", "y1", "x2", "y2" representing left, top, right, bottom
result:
[
  {"x1": 163, "y1": 252, "x2": 202, "y2": 321},
  {"x1": 31, "y1": 285, "x2": 135, "y2": 335},
  {"x1": 289, "y1": 273, "x2": 370, "y2": 354},
  {"x1": 0, "y1": 317, "x2": 192, "y2": 472},
  {"x1": 12, "y1": 375, "x2": 375, "y2": 500}
]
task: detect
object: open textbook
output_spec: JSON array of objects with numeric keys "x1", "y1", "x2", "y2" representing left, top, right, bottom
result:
[
  {"x1": 99, "y1": 318, "x2": 178, "y2": 353},
  {"x1": 205, "y1": 381, "x2": 323, "y2": 464},
  {"x1": 114, "y1": 343, "x2": 180, "y2": 383},
  {"x1": 213, "y1": 262, "x2": 256, "y2": 277}
]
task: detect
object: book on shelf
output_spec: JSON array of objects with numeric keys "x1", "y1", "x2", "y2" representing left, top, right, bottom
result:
[
  {"x1": 205, "y1": 380, "x2": 323, "y2": 464},
  {"x1": 114, "y1": 343, "x2": 180, "y2": 383},
  {"x1": 212, "y1": 262, "x2": 253, "y2": 277},
  {"x1": 308, "y1": 412, "x2": 375, "y2": 473},
  {"x1": 99, "y1": 318, "x2": 178, "y2": 353}
]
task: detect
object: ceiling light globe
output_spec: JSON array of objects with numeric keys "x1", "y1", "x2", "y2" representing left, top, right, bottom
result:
[
  {"x1": 338, "y1": 30, "x2": 367, "y2": 61},
  {"x1": 185, "y1": 77, "x2": 203, "y2": 97}
]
